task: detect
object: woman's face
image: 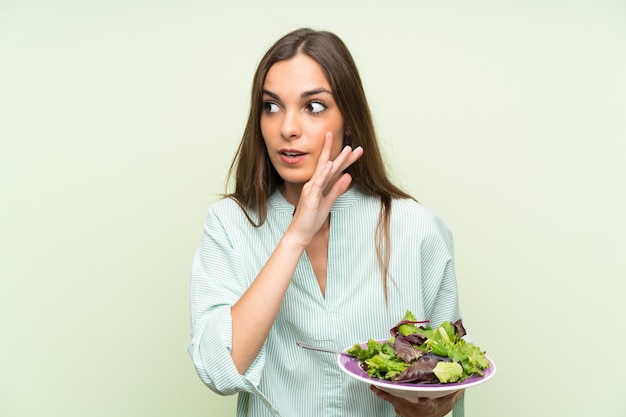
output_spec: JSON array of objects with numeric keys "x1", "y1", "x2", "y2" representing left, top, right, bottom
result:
[{"x1": 260, "y1": 54, "x2": 345, "y2": 194}]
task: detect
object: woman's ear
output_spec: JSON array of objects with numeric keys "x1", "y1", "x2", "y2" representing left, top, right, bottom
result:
[{"x1": 344, "y1": 127, "x2": 353, "y2": 145}]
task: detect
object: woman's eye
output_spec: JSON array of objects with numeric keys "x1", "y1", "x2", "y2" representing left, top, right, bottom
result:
[
  {"x1": 306, "y1": 101, "x2": 327, "y2": 114},
  {"x1": 263, "y1": 102, "x2": 281, "y2": 113}
]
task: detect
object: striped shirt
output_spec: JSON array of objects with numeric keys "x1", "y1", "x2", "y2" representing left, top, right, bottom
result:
[{"x1": 188, "y1": 186, "x2": 464, "y2": 417}]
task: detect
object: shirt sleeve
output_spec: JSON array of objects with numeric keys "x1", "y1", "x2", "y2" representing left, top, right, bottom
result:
[
  {"x1": 187, "y1": 204, "x2": 266, "y2": 397},
  {"x1": 419, "y1": 214, "x2": 462, "y2": 326}
]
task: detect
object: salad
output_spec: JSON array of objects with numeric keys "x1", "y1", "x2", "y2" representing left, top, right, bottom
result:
[{"x1": 347, "y1": 311, "x2": 490, "y2": 384}]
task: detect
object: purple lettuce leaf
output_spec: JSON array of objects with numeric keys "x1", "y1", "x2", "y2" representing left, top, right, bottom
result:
[
  {"x1": 453, "y1": 319, "x2": 466, "y2": 339},
  {"x1": 392, "y1": 353, "x2": 453, "y2": 383},
  {"x1": 392, "y1": 336, "x2": 425, "y2": 363}
]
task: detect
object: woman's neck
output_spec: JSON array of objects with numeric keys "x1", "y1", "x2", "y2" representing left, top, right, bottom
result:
[{"x1": 279, "y1": 182, "x2": 303, "y2": 207}]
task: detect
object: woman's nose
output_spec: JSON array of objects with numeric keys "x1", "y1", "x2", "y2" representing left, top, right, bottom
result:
[{"x1": 280, "y1": 110, "x2": 301, "y2": 139}]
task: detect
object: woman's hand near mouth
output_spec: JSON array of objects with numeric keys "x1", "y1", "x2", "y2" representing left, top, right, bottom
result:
[{"x1": 286, "y1": 132, "x2": 363, "y2": 249}]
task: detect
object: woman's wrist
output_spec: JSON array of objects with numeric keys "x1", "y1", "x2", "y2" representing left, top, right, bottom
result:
[{"x1": 279, "y1": 229, "x2": 309, "y2": 253}]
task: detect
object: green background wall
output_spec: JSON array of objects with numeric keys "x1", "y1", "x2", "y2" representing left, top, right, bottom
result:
[{"x1": 2, "y1": 1, "x2": 625, "y2": 416}]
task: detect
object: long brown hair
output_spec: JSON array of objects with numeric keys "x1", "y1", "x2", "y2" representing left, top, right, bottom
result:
[{"x1": 227, "y1": 28, "x2": 414, "y2": 299}]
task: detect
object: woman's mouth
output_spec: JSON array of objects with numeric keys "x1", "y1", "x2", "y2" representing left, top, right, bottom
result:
[{"x1": 279, "y1": 150, "x2": 306, "y2": 164}]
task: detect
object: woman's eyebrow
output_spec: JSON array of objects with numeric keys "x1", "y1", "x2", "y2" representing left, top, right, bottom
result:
[
  {"x1": 262, "y1": 89, "x2": 281, "y2": 101},
  {"x1": 301, "y1": 87, "x2": 332, "y2": 98},
  {"x1": 262, "y1": 87, "x2": 332, "y2": 101}
]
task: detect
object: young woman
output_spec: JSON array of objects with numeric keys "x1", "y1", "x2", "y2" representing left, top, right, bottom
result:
[{"x1": 189, "y1": 28, "x2": 465, "y2": 417}]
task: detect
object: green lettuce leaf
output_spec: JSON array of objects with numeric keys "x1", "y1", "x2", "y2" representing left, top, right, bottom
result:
[
  {"x1": 364, "y1": 353, "x2": 409, "y2": 380},
  {"x1": 433, "y1": 361, "x2": 463, "y2": 383}
]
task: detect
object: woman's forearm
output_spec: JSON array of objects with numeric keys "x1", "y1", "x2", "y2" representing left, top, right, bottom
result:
[{"x1": 230, "y1": 231, "x2": 305, "y2": 374}]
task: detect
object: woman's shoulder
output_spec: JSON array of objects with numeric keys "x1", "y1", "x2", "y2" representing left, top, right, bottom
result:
[
  {"x1": 205, "y1": 196, "x2": 258, "y2": 225},
  {"x1": 207, "y1": 195, "x2": 241, "y2": 214},
  {"x1": 391, "y1": 198, "x2": 452, "y2": 237},
  {"x1": 392, "y1": 197, "x2": 440, "y2": 220}
]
